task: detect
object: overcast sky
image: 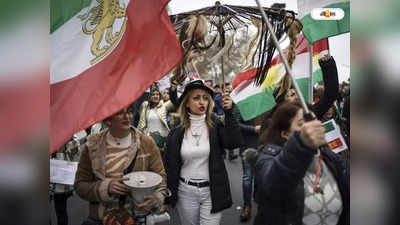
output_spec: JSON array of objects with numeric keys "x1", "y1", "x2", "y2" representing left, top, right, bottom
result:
[{"x1": 168, "y1": 0, "x2": 350, "y2": 82}]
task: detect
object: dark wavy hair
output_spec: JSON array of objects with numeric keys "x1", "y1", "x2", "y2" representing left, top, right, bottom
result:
[{"x1": 258, "y1": 101, "x2": 302, "y2": 146}]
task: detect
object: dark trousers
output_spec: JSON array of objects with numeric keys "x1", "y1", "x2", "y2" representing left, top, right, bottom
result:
[
  {"x1": 241, "y1": 156, "x2": 254, "y2": 207},
  {"x1": 53, "y1": 192, "x2": 72, "y2": 225}
]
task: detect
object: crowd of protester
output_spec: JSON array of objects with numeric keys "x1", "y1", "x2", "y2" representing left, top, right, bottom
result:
[{"x1": 50, "y1": 54, "x2": 350, "y2": 225}]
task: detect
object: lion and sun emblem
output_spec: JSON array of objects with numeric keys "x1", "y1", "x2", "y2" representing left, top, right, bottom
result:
[{"x1": 78, "y1": 0, "x2": 128, "y2": 64}]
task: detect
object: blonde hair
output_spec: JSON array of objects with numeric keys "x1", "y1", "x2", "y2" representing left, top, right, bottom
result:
[
  {"x1": 178, "y1": 89, "x2": 215, "y2": 133},
  {"x1": 276, "y1": 18, "x2": 303, "y2": 98}
]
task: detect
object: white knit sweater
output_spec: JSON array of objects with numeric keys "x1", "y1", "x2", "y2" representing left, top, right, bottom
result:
[{"x1": 180, "y1": 113, "x2": 210, "y2": 181}]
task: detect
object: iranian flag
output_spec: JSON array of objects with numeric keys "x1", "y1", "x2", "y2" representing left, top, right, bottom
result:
[
  {"x1": 231, "y1": 34, "x2": 328, "y2": 121},
  {"x1": 298, "y1": 0, "x2": 350, "y2": 43},
  {"x1": 323, "y1": 119, "x2": 348, "y2": 153},
  {"x1": 50, "y1": 0, "x2": 182, "y2": 153}
]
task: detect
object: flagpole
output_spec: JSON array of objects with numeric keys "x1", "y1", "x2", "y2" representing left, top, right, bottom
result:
[
  {"x1": 221, "y1": 56, "x2": 225, "y2": 89},
  {"x1": 254, "y1": 0, "x2": 311, "y2": 115},
  {"x1": 218, "y1": 6, "x2": 226, "y2": 92},
  {"x1": 308, "y1": 43, "x2": 313, "y2": 103}
]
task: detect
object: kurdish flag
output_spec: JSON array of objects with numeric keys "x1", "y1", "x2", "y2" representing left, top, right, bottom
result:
[
  {"x1": 50, "y1": 0, "x2": 182, "y2": 153},
  {"x1": 231, "y1": 70, "x2": 277, "y2": 122},
  {"x1": 298, "y1": 0, "x2": 350, "y2": 43},
  {"x1": 231, "y1": 34, "x2": 328, "y2": 121}
]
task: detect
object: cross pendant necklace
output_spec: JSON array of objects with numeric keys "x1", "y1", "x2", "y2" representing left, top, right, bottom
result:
[
  {"x1": 192, "y1": 134, "x2": 200, "y2": 146},
  {"x1": 190, "y1": 127, "x2": 202, "y2": 146}
]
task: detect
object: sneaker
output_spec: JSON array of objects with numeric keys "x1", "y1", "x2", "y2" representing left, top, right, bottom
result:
[{"x1": 240, "y1": 206, "x2": 251, "y2": 222}]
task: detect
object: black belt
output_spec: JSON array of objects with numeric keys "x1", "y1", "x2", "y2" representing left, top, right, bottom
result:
[{"x1": 180, "y1": 177, "x2": 210, "y2": 188}]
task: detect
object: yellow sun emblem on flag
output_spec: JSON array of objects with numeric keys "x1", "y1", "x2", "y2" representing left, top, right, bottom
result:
[{"x1": 261, "y1": 65, "x2": 284, "y2": 93}]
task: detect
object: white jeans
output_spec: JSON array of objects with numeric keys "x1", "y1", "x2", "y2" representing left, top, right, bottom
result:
[{"x1": 177, "y1": 180, "x2": 222, "y2": 225}]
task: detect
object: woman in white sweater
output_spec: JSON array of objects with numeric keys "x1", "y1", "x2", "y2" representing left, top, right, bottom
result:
[
  {"x1": 137, "y1": 88, "x2": 175, "y2": 150},
  {"x1": 165, "y1": 79, "x2": 243, "y2": 225}
]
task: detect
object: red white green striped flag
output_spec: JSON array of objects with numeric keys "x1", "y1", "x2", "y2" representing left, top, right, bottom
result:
[
  {"x1": 323, "y1": 119, "x2": 348, "y2": 153},
  {"x1": 231, "y1": 34, "x2": 328, "y2": 121},
  {"x1": 50, "y1": 0, "x2": 181, "y2": 153},
  {"x1": 298, "y1": 0, "x2": 350, "y2": 43}
]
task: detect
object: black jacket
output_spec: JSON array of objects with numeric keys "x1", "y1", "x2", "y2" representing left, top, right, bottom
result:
[
  {"x1": 312, "y1": 56, "x2": 340, "y2": 119},
  {"x1": 253, "y1": 133, "x2": 349, "y2": 225},
  {"x1": 164, "y1": 108, "x2": 243, "y2": 213},
  {"x1": 260, "y1": 57, "x2": 339, "y2": 133},
  {"x1": 232, "y1": 106, "x2": 259, "y2": 153}
]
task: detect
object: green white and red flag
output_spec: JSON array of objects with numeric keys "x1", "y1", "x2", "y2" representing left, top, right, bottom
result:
[
  {"x1": 231, "y1": 34, "x2": 328, "y2": 121},
  {"x1": 323, "y1": 119, "x2": 348, "y2": 153},
  {"x1": 50, "y1": 0, "x2": 182, "y2": 153}
]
